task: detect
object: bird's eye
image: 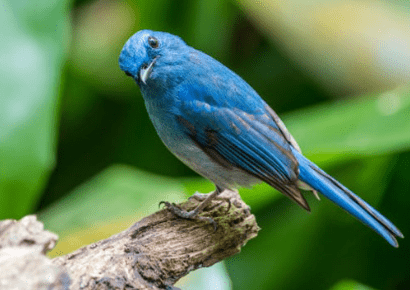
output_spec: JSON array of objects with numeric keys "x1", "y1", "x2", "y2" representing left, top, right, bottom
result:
[
  {"x1": 125, "y1": 71, "x2": 133, "y2": 77},
  {"x1": 148, "y1": 36, "x2": 159, "y2": 48},
  {"x1": 141, "y1": 64, "x2": 148, "y2": 70}
]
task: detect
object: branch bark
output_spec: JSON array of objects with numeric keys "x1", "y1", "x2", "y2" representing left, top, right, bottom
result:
[
  {"x1": 0, "y1": 215, "x2": 70, "y2": 290},
  {"x1": 0, "y1": 189, "x2": 259, "y2": 290}
]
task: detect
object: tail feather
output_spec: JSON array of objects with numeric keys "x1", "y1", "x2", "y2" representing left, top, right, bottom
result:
[{"x1": 295, "y1": 152, "x2": 403, "y2": 247}]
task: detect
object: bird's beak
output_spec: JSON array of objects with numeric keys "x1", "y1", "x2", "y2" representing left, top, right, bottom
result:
[{"x1": 140, "y1": 56, "x2": 159, "y2": 85}]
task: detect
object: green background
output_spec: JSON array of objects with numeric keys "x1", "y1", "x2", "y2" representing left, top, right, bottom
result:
[{"x1": 1, "y1": 0, "x2": 409, "y2": 289}]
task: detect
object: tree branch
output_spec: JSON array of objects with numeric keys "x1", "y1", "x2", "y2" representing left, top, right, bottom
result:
[{"x1": 1, "y1": 189, "x2": 259, "y2": 289}]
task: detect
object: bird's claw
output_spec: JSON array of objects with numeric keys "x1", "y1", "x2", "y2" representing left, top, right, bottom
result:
[
  {"x1": 159, "y1": 199, "x2": 218, "y2": 231},
  {"x1": 159, "y1": 201, "x2": 176, "y2": 209}
]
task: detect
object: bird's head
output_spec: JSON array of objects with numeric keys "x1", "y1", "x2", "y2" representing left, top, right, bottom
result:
[{"x1": 119, "y1": 30, "x2": 188, "y2": 87}]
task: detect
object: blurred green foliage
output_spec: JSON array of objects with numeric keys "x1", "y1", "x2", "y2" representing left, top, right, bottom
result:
[
  {"x1": 329, "y1": 280, "x2": 377, "y2": 290},
  {"x1": 0, "y1": 0, "x2": 70, "y2": 219},
  {"x1": 1, "y1": 0, "x2": 410, "y2": 289}
]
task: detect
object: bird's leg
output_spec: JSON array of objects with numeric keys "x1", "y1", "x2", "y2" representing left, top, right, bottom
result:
[
  {"x1": 159, "y1": 186, "x2": 228, "y2": 229},
  {"x1": 189, "y1": 192, "x2": 231, "y2": 212}
]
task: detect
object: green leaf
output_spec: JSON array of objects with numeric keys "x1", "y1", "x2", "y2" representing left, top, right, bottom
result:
[
  {"x1": 39, "y1": 164, "x2": 185, "y2": 239},
  {"x1": 0, "y1": 0, "x2": 70, "y2": 219},
  {"x1": 329, "y1": 280, "x2": 377, "y2": 290},
  {"x1": 284, "y1": 88, "x2": 410, "y2": 166},
  {"x1": 39, "y1": 164, "x2": 185, "y2": 256}
]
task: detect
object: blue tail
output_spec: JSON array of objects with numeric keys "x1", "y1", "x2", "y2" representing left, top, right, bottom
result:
[{"x1": 294, "y1": 151, "x2": 403, "y2": 247}]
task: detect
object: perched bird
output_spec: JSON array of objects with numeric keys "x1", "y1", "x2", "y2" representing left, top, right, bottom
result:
[{"x1": 119, "y1": 30, "x2": 403, "y2": 247}]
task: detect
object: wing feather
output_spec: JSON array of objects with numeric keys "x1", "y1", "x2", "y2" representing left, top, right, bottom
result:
[{"x1": 176, "y1": 101, "x2": 310, "y2": 210}]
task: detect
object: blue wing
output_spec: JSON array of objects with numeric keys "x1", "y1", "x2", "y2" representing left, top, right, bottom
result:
[{"x1": 175, "y1": 82, "x2": 310, "y2": 210}]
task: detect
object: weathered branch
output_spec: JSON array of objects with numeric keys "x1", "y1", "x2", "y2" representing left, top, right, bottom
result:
[
  {"x1": 0, "y1": 189, "x2": 259, "y2": 289},
  {"x1": 0, "y1": 215, "x2": 70, "y2": 290}
]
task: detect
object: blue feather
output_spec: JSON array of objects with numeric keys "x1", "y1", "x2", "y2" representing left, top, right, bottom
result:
[{"x1": 294, "y1": 148, "x2": 403, "y2": 247}]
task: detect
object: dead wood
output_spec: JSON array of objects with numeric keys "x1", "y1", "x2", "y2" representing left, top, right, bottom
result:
[{"x1": 0, "y1": 189, "x2": 259, "y2": 289}]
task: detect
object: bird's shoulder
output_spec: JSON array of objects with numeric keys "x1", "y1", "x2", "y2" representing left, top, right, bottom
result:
[{"x1": 177, "y1": 49, "x2": 266, "y2": 114}]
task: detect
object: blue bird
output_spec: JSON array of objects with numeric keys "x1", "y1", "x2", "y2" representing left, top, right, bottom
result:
[{"x1": 119, "y1": 30, "x2": 403, "y2": 247}]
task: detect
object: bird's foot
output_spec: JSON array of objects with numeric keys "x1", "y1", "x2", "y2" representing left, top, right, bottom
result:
[
  {"x1": 189, "y1": 192, "x2": 231, "y2": 213},
  {"x1": 159, "y1": 188, "x2": 227, "y2": 230},
  {"x1": 159, "y1": 201, "x2": 218, "y2": 230}
]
